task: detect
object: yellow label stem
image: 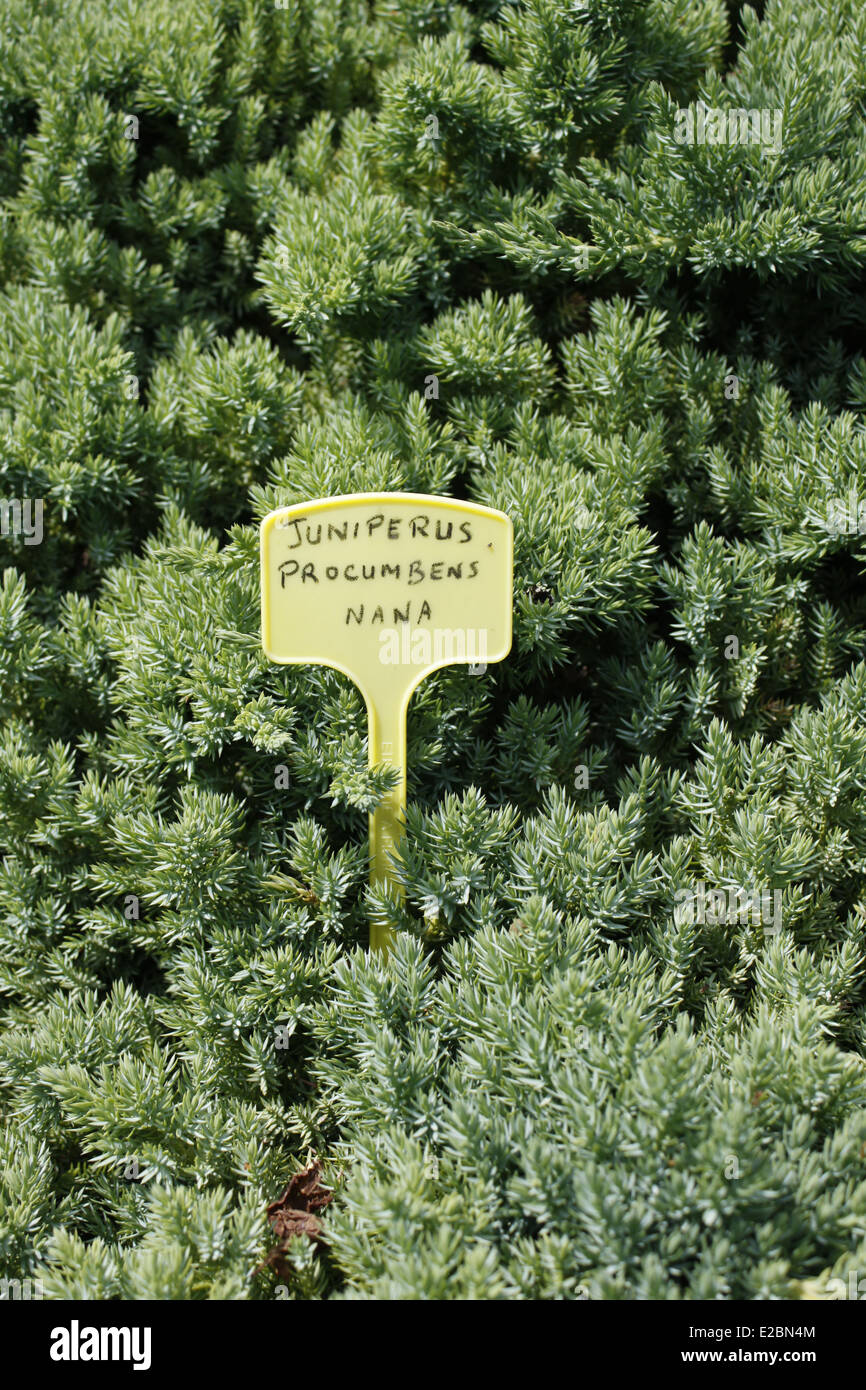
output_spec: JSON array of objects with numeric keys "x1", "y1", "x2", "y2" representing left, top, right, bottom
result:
[{"x1": 367, "y1": 688, "x2": 407, "y2": 952}]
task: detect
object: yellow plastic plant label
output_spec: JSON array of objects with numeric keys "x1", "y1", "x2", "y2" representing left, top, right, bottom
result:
[{"x1": 261, "y1": 492, "x2": 514, "y2": 951}]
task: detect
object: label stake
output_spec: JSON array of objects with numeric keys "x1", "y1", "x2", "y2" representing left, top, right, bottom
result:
[{"x1": 261, "y1": 492, "x2": 513, "y2": 950}]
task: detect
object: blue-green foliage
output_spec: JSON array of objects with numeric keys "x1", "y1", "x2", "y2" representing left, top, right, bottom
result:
[{"x1": 1, "y1": 0, "x2": 865, "y2": 1299}]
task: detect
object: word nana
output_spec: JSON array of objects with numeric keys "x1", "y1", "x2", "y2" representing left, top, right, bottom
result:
[
  {"x1": 674, "y1": 102, "x2": 783, "y2": 151},
  {"x1": 50, "y1": 1321, "x2": 152, "y2": 1371},
  {"x1": 674, "y1": 881, "x2": 782, "y2": 936},
  {"x1": 280, "y1": 557, "x2": 479, "y2": 587},
  {"x1": 278, "y1": 511, "x2": 474, "y2": 549},
  {"x1": 379, "y1": 623, "x2": 488, "y2": 668},
  {"x1": 0, "y1": 497, "x2": 43, "y2": 545},
  {"x1": 347, "y1": 599, "x2": 429, "y2": 627},
  {"x1": 811, "y1": 489, "x2": 866, "y2": 537}
]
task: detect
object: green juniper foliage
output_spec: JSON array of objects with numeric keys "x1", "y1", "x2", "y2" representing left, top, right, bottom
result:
[{"x1": 1, "y1": 0, "x2": 866, "y2": 1301}]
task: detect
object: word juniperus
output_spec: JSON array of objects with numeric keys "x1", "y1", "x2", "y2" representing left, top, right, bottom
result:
[{"x1": 1, "y1": 0, "x2": 866, "y2": 1307}]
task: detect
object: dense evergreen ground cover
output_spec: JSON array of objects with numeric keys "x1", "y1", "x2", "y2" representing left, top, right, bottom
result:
[{"x1": 2, "y1": 0, "x2": 866, "y2": 1299}]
